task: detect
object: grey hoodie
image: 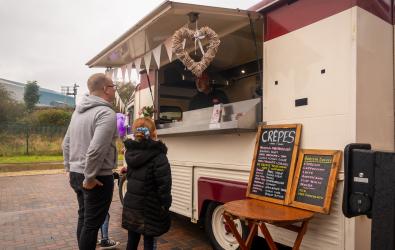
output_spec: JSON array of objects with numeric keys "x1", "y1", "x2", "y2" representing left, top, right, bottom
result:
[{"x1": 62, "y1": 95, "x2": 117, "y2": 182}]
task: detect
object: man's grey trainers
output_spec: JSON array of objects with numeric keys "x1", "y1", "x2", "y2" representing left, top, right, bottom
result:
[{"x1": 99, "y1": 239, "x2": 120, "y2": 249}]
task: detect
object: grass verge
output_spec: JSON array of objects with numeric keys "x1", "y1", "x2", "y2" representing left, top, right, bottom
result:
[
  {"x1": 0, "y1": 155, "x2": 64, "y2": 164},
  {"x1": 0, "y1": 154, "x2": 124, "y2": 164}
]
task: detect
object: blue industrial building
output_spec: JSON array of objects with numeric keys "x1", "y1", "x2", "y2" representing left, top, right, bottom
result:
[{"x1": 0, "y1": 78, "x2": 75, "y2": 107}]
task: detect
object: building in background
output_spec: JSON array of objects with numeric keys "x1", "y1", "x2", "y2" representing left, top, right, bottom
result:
[{"x1": 0, "y1": 78, "x2": 75, "y2": 107}]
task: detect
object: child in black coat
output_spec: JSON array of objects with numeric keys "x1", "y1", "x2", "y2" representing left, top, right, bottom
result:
[{"x1": 122, "y1": 117, "x2": 172, "y2": 250}]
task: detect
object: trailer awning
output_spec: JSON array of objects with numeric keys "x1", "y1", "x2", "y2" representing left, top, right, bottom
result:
[{"x1": 86, "y1": 1, "x2": 262, "y2": 69}]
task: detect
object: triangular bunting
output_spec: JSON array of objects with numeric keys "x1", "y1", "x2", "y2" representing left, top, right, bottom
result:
[
  {"x1": 153, "y1": 45, "x2": 162, "y2": 69},
  {"x1": 105, "y1": 68, "x2": 112, "y2": 78},
  {"x1": 121, "y1": 65, "x2": 126, "y2": 84},
  {"x1": 134, "y1": 58, "x2": 142, "y2": 82},
  {"x1": 113, "y1": 68, "x2": 118, "y2": 81},
  {"x1": 134, "y1": 58, "x2": 142, "y2": 74},
  {"x1": 127, "y1": 63, "x2": 133, "y2": 83},
  {"x1": 144, "y1": 52, "x2": 152, "y2": 70},
  {"x1": 107, "y1": 69, "x2": 114, "y2": 79},
  {"x1": 164, "y1": 37, "x2": 173, "y2": 62}
]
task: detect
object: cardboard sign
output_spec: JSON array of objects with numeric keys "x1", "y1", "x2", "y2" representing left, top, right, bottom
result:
[
  {"x1": 290, "y1": 149, "x2": 342, "y2": 213},
  {"x1": 246, "y1": 124, "x2": 301, "y2": 204},
  {"x1": 209, "y1": 104, "x2": 222, "y2": 129}
]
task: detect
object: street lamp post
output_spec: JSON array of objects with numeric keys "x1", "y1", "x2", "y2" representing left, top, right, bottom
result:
[{"x1": 61, "y1": 84, "x2": 79, "y2": 107}]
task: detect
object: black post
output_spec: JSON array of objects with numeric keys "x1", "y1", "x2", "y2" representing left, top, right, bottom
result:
[{"x1": 371, "y1": 152, "x2": 395, "y2": 250}]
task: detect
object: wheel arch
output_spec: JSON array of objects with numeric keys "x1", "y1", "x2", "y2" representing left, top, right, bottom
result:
[{"x1": 197, "y1": 177, "x2": 247, "y2": 218}]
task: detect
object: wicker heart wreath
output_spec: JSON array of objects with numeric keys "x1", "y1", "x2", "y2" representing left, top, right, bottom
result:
[{"x1": 172, "y1": 26, "x2": 220, "y2": 77}]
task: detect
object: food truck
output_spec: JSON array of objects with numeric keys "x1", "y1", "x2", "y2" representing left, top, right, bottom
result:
[{"x1": 86, "y1": 1, "x2": 394, "y2": 249}]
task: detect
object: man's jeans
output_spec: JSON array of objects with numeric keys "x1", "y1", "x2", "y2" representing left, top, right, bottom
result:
[{"x1": 70, "y1": 172, "x2": 114, "y2": 250}]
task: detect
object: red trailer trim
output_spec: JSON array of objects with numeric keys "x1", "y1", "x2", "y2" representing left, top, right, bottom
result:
[
  {"x1": 261, "y1": 0, "x2": 393, "y2": 42},
  {"x1": 197, "y1": 177, "x2": 247, "y2": 216}
]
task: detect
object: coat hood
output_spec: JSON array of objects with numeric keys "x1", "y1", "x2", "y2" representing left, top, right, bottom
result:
[
  {"x1": 76, "y1": 95, "x2": 113, "y2": 113},
  {"x1": 124, "y1": 139, "x2": 167, "y2": 169}
]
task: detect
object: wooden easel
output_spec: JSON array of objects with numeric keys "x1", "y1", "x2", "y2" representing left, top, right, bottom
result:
[{"x1": 222, "y1": 125, "x2": 341, "y2": 250}]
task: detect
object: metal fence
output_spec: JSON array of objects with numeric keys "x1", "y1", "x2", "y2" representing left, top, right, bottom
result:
[{"x1": 0, "y1": 123, "x2": 68, "y2": 156}]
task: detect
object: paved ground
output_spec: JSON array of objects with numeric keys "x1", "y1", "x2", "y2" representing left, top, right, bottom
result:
[{"x1": 0, "y1": 173, "x2": 212, "y2": 250}]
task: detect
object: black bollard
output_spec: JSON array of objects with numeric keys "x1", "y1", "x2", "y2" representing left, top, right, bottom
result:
[{"x1": 371, "y1": 152, "x2": 395, "y2": 250}]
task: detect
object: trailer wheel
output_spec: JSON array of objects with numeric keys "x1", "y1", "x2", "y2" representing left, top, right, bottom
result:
[
  {"x1": 205, "y1": 202, "x2": 247, "y2": 250},
  {"x1": 118, "y1": 174, "x2": 127, "y2": 205}
]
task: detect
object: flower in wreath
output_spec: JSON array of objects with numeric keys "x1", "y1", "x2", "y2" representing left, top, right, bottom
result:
[{"x1": 139, "y1": 105, "x2": 156, "y2": 118}]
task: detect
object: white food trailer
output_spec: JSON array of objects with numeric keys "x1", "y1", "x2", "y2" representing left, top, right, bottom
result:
[{"x1": 86, "y1": 1, "x2": 394, "y2": 249}]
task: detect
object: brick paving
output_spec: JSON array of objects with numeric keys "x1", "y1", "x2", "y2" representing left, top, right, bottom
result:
[{"x1": 0, "y1": 173, "x2": 212, "y2": 250}]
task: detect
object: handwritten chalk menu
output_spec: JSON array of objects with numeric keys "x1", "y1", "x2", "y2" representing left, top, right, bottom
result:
[
  {"x1": 295, "y1": 155, "x2": 332, "y2": 206},
  {"x1": 290, "y1": 150, "x2": 341, "y2": 214},
  {"x1": 246, "y1": 124, "x2": 301, "y2": 204}
]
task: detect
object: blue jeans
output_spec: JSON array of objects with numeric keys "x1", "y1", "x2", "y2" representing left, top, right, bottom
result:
[
  {"x1": 100, "y1": 213, "x2": 110, "y2": 240},
  {"x1": 126, "y1": 231, "x2": 157, "y2": 250}
]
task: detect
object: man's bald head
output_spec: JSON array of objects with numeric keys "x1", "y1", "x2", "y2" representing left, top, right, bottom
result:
[{"x1": 87, "y1": 73, "x2": 112, "y2": 94}]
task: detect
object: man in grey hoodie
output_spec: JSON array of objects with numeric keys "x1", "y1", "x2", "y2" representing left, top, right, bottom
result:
[{"x1": 63, "y1": 73, "x2": 118, "y2": 250}]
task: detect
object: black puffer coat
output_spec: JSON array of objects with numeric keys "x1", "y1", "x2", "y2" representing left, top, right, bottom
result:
[{"x1": 122, "y1": 139, "x2": 172, "y2": 237}]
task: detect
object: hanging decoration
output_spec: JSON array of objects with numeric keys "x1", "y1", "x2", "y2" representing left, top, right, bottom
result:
[
  {"x1": 134, "y1": 58, "x2": 142, "y2": 75},
  {"x1": 127, "y1": 63, "x2": 133, "y2": 83},
  {"x1": 172, "y1": 26, "x2": 220, "y2": 77},
  {"x1": 105, "y1": 68, "x2": 113, "y2": 78},
  {"x1": 113, "y1": 68, "x2": 119, "y2": 81},
  {"x1": 121, "y1": 65, "x2": 126, "y2": 84},
  {"x1": 152, "y1": 45, "x2": 162, "y2": 69},
  {"x1": 143, "y1": 51, "x2": 152, "y2": 71},
  {"x1": 163, "y1": 37, "x2": 173, "y2": 62},
  {"x1": 115, "y1": 90, "x2": 126, "y2": 113}
]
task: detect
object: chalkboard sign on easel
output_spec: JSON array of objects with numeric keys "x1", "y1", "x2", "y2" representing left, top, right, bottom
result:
[
  {"x1": 246, "y1": 124, "x2": 302, "y2": 205},
  {"x1": 290, "y1": 149, "x2": 341, "y2": 214}
]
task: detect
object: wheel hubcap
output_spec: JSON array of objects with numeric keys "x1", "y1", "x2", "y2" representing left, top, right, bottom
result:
[{"x1": 212, "y1": 204, "x2": 242, "y2": 249}]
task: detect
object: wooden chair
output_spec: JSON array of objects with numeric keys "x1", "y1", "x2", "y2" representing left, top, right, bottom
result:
[{"x1": 223, "y1": 199, "x2": 314, "y2": 250}]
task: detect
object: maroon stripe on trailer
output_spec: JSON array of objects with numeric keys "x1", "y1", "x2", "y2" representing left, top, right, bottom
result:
[
  {"x1": 197, "y1": 177, "x2": 247, "y2": 217},
  {"x1": 264, "y1": 0, "x2": 354, "y2": 41},
  {"x1": 262, "y1": 0, "x2": 393, "y2": 42}
]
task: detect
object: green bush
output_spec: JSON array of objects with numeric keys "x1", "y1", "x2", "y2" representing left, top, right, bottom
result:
[
  {"x1": 30, "y1": 109, "x2": 72, "y2": 126},
  {"x1": 0, "y1": 85, "x2": 25, "y2": 123}
]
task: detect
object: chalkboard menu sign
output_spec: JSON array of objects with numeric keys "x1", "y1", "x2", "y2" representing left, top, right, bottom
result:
[
  {"x1": 246, "y1": 124, "x2": 301, "y2": 204},
  {"x1": 290, "y1": 150, "x2": 341, "y2": 213}
]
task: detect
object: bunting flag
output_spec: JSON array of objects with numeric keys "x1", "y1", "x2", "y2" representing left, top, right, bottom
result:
[
  {"x1": 153, "y1": 45, "x2": 162, "y2": 69},
  {"x1": 107, "y1": 69, "x2": 114, "y2": 79},
  {"x1": 113, "y1": 68, "x2": 118, "y2": 81},
  {"x1": 115, "y1": 90, "x2": 125, "y2": 113},
  {"x1": 134, "y1": 58, "x2": 142, "y2": 74},
  {"x1": 105, "y1": 68, "x2": 112, "y2": 78},
  {"x1": 163, "y1": 37, "x2": 173, "y2": 62},
  {"x1": 144, "y1": 52, "x2": 152, "y2": 71},
  {"x1": 121, "y1": 65, "x2": 126, "y2": 84},
  {"x1": 127, "y1": 63, "x2": 133, "y2": 83},
  {"x1": 134, "y1": 58, "x2": 142, "y2": 81}
]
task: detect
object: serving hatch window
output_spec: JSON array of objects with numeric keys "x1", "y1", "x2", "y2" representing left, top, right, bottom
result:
[{"x1": 156, "y1": 18, "x2": 263, "y2": 126}]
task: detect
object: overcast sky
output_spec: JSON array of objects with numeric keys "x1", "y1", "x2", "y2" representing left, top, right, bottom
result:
[{"x1": 0, "y1": 0, "x2": 260, "y2": 100}]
